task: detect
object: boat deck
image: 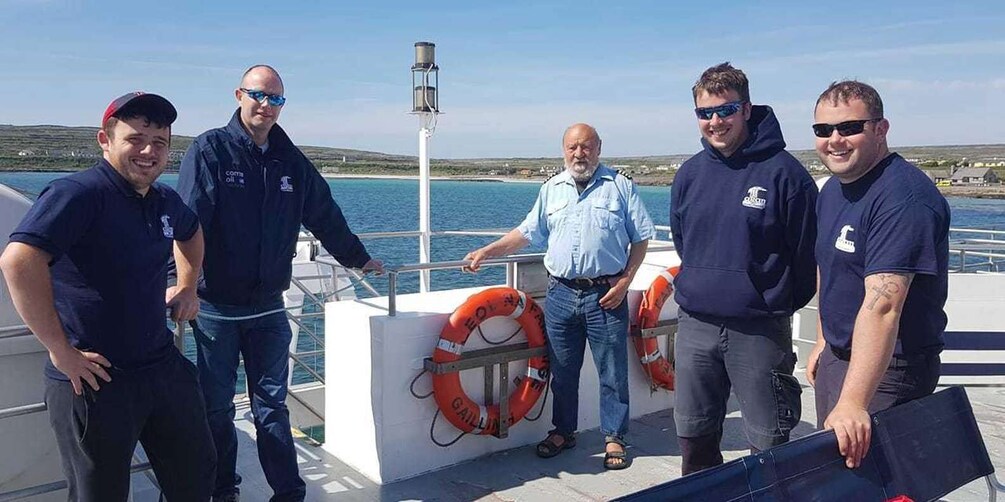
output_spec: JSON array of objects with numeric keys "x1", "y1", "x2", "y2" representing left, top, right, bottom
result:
[{"x1": 128, "y1": 373, "x2": 1005, "y2": 502}]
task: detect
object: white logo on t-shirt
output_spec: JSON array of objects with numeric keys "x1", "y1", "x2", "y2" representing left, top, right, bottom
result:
[
  {"x1": 280, "y1": 176, "x2": 294, "y2": 192},
  {"x1": 835, "y1": 225, "x2": 855, "y2": 253},
  {"x1": 160, "y1": 215, "x2": 174, "y2": 239},
  {"x1": 741, "y1": 186, "x2": 767, "y2": 209}
]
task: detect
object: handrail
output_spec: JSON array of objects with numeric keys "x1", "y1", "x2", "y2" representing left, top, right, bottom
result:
[
  {"x1": 950, "y1": 250, "x2": 1005, "y2": 259},
  {"x1": 0, "y1": 325, "x2": 31, "y2": 340},
  {"x1": 387, "y1": 254, "x2": 546, "y2": 316},
  {"x1": 959, "y1": 239, "x2": 1005, "y2": 246},
  {"x1": 383, "y1": 241, "x2": 677, "y2": 316},
  {"x1": 950, "y1": 227, "x2": 1005, "y2": 237},
  {"x1": 0, "y1": 462, "x2": 153, "y2": 502},
  {"x1": 313, "y1": 256, "x2": 380, "y2": 297},
  {"x1": 0, "y1": 402, "x2": 46, "y2": 420}
]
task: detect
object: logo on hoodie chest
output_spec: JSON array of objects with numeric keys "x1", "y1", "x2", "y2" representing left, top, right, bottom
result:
[
  {"x1": 280, "y1": 175, "x2": 294, "y2": 193},
  {"x1": 835, "y1": 225, "x2": 856, "y2": 253},
  {"x1": 741, "y1": 186, "x2": 767, "y2": 209}
]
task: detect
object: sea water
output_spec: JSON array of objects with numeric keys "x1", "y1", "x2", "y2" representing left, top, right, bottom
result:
[{"x1": 2, "y1": 171, "x2": 1003, "y2": 396}]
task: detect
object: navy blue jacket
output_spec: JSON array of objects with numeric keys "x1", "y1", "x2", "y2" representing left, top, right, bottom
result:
[
  {"x1": 177, "y1": 110, "x2": 371, "y2": 306},
  {"x1": 670, "y1": 105, "x2": 817, "y2": 319},
  {"x1": 10, "y1": 160, "x2": 199, "y2": 378}
]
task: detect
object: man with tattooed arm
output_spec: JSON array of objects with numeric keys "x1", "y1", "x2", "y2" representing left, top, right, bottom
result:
[{"x1": 807, "y1": 81, "x2": 949, "y2": 470}]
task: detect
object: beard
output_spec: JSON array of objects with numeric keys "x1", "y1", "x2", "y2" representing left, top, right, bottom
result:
[{"x1": 566, "y1": 160, "x2": 598, "y2": 183}]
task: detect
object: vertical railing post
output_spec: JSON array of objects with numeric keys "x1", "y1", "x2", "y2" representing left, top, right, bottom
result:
[{"x1": 388, "y1": 271, "x2": 398, "y2": 317}]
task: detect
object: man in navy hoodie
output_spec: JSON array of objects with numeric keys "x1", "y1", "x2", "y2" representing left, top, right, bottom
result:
[
  {"x1": 809, "y1": 81, "x2": 947, "y2": 470},
  {"x1": 177, "y1": 65, "x2": 383, "y2": 502},
  {"x1": 670, "y1": 63, "x2": 817, "y2": 474}
]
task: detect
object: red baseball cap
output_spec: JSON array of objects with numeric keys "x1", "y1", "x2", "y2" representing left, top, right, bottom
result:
[{"x1": 101, "y1": 92, "x2": 177, "y2": 127}]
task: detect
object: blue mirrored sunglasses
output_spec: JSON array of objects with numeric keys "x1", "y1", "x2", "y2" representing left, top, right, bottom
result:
[
  {"x1": 240, "y1": 88, "x2": 286, "y2": 107},
  {"x1": 694, "y1": 101, "x2": 745, "y2": 120}
]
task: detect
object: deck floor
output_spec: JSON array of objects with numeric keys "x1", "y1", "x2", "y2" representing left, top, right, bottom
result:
[{"x1": 130, "y1": 375, "x2": 1005, "y2": 501}]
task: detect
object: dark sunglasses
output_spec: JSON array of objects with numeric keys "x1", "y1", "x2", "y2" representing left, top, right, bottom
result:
[
  {"x1": 812, "y1": 119, "x2": 881, "y2": 138},
  {"x1": 240, "y1": 88, "x2": 286, "y2": 107},
  {"x1": 694, "y1": 101, "x2": 746, "y2": 120}
]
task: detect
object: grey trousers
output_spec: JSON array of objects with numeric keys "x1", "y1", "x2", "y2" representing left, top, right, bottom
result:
[{"x1": 673, "y1": 309, "x2": 802, "y2": 451}]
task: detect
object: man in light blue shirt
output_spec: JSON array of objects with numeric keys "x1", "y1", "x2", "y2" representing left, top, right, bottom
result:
[{"x1": 465, "y1": 123, "x2": 655, "y2": 470}]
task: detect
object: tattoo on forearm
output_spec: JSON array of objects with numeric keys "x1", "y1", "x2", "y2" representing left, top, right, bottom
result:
[{"x1": 865, "y1": 273, "x2": 911, "y2": 310}]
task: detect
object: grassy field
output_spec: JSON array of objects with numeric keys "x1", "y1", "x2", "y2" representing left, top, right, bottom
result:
[{"x1": 2, "y1": 124, "x2": 1003, "y2": 186}]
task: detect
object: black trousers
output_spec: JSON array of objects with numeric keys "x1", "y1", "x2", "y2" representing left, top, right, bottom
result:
[
  {"x1": 44, "y1": 351, "x2": 216, "y2": 502},
  {"x1": 814, "y1": 344, "x2": 941, "y2": 429}
]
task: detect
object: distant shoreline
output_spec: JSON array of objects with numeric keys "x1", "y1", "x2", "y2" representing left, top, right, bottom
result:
[
  {"x1": 2, "y1": 168, "x2": 1003, "y2": 198},
  {"x1": 321, "y1": 173, "x2": 542, "y2": 184},
  {"x1": 938, "y1": 186, "x2": 1005, "y2": 200}
]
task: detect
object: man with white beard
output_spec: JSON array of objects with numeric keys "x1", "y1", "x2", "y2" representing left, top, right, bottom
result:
[{"x1": 464, "y1": 123, "x2": 654, "y2": 470}]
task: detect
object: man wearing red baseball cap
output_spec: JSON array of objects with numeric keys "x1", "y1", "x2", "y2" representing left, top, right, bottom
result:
[{"x1": 0, "y1": 92, "x2": 216, "y2": 500}]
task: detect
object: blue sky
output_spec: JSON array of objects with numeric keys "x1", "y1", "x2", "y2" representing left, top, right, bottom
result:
[{"x1": 2, "y1": 0, "x2": 1004, "y2": 158}]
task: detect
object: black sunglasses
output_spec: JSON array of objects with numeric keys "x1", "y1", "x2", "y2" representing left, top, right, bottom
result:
[{"x1": 812, "y1": 119, "x2": 881, "y2": 138}]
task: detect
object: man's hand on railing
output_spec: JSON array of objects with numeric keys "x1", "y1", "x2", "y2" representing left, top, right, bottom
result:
[
  {"x1": 362, "y1": 258, "x2": 385, "y2": 276},
  {"x1": 166, "y1": 285, "x2": 199, "y2": 322},
  {"x1": 462, "y1": 248, "x2": 489, "y2": 273}
]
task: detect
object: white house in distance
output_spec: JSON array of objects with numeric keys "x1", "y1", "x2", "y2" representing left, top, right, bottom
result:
[{"x1": 951, "y1": 167, "x2": 1000, "y2": 186}]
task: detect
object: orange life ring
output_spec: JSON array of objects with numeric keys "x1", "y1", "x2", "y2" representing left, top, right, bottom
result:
[
  {"x1": 632, "y1": 266, "x2": 679, "y2": 391},
  {"x1": 432, "y1": 287, "x2": 549, "y2": 436}
]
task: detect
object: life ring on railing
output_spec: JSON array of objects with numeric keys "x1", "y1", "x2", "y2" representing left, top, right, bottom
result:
[
  {"x1": 632, "y1": 266, "x2": 679, "y2": 391},
  {"x1": 432, "y1": 287, "x2": 549, "y2": 436}
]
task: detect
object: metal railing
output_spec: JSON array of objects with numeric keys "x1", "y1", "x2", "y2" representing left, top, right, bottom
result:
[
  {"x1": 949, "y1": 228, "x2": 1005, "y2": 273},
  {"x1": 383, "y1": 240, "x2": 677, "y2": 316},
  {"x1": 0, "y1": 325, "x2": 30, "y2": 340}
]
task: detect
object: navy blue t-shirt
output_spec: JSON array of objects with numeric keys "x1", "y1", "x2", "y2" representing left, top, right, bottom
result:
[
  {"x1": 9, "y1": 160, "x2": 199, "y2": 379},
  {"x1": 816, "y1": 153, "x2": 949, "y2": 355}
]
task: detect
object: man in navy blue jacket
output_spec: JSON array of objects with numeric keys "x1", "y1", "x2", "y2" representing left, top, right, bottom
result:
[
  {"x1": 670, "y1": 63, "x2": 818, "y2": 474},
  {"x1": 809, "y1": 81, "x2": 947, "y2": 470},
  {"x1": 177, "y1": 65, "x2": 382, "y2": 502}
]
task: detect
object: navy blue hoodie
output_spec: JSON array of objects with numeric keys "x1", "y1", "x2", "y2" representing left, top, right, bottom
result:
[
  {"x1": 670, "y1": 105, "x2": 817, "y2": 319},
  {"x1": 177, "y1": 110, "x2": 371, "y2": 306}
]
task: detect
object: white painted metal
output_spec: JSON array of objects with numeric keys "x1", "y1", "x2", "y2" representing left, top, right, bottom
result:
[
  {"x1": 0, "y1": 184, "x2": 65, "y2": 500},
  {"x1": 941, "y1": 273, "x2": 1005, "y2": 385},
  {"x1": 418, "y1": 127, "x2": 432, "y2": 292},
  {"x1": 323, "y1": 251, "x2": 682, "y2": 484}
]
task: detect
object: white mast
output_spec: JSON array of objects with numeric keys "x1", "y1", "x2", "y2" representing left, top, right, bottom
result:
[{"x1": 411, "y1": 42, "x2": 440, "y2": 293}]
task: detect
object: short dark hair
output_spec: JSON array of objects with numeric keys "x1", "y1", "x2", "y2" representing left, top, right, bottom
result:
[
  {"x1": 692, "y1": 62, "x2": 750, "y2": 103},
  {"x1": 815, "y1": 80, "x2": 884, "y2": 118}
]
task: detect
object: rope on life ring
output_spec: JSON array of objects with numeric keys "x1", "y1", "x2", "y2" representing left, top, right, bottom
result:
[
  {"x1": 430, "y1": 287, "x2": 549, "y2": 437},
  {"x1": 632, "y1": 266, "x2": 679, "y2": 391}
]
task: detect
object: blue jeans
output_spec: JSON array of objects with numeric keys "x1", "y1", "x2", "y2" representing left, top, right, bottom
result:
[
  {"x1": 193, "y1": 300, "x2": 305, "y2": 502},
  {"x1": 545, "y1": 278, "x2": 631, "y2": 439}
]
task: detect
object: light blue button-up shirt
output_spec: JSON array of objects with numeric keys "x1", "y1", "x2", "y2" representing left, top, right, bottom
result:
[{"x1": 517, "y1": 164, "x2": 655, "y2": 279}]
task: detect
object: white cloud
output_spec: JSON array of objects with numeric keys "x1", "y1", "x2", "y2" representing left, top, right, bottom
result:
[
  {"x1": 871, "y1": 77, "x2": 1005, "y2": 91},
  {"x1": 749, "y1": 40, "x2": 1005, "y2": 70}
]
